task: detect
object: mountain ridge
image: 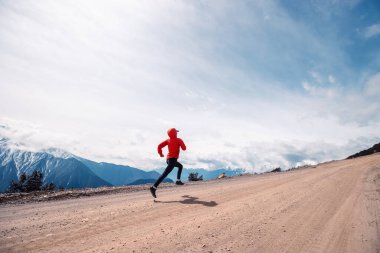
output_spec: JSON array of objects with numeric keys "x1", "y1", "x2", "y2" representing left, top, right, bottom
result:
[
  {"x1": 347, "y1": 142, "x2": 380, "y2": 159},
  {"x1": 0, "y1": 140, "x2": 111, "y2": 192}
]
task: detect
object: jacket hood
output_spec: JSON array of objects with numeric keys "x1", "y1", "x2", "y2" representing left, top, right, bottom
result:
[{"x1": 167, "y1": 128, "x2": 178, "y2": 139}]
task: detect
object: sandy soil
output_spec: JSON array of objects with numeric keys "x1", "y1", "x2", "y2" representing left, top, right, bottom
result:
[{"x1": 1, "y1": 154, "x2": 379, "y2": 253}]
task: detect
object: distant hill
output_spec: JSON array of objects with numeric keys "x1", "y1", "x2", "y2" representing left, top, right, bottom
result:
[
  {"x1": 154, "y1": 168, "x2": 245, "y2": 182},
  {"x1": 78, "y1": 158, "x2": 163, "y2": 186},
  {"x1": 347, "y1": 142, "x2": 380, "y2": 159}
]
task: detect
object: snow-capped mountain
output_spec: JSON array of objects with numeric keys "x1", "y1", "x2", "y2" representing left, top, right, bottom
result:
[
  {"x1": 42, "y1": 148, "x2": 76, "y2": 159},
  {"x1": 0, "y1": 138, "x2": 111, "y2": 192}
]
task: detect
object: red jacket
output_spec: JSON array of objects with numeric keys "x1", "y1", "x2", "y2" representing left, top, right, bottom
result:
[{"x1": 158, "y1": 128, "x2": 186, "y2": 159}]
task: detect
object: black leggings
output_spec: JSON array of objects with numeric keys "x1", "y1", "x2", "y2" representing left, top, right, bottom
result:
[{"x1": 154, "y1": 158, "x2": 183, "y2": 187}]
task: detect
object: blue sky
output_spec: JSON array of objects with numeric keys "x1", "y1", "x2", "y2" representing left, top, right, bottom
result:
[
  {"x1": 0, "y1": 0, "x2": 379, "y2": 171},
  {"x1": 281, "y1": 0, "x2": 380, "y2": 81}
]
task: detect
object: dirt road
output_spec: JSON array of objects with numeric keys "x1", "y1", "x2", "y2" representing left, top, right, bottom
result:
[{"x1": 1, "y1": 154, "x2": 379, "y2": 253}]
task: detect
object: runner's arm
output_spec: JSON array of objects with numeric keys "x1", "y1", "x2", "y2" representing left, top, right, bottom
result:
[
  {"x1": 157, "y1": 140, "x2": 168, "y2": 157},
  {"x1": 179, "y1": 139, "x2": 186, "y2": 151}
]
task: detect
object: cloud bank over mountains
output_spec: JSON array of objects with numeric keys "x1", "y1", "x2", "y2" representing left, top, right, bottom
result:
[{"x1": 1, "y1": 120, "x2": 378, "y2": 172}]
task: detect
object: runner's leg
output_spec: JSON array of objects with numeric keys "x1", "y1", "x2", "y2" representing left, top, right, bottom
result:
[
  {"x1": 153, "y1": 158, "x2": 177, "y2": 188},
  {"x1": 176, "y1": 161, "x2": 183, "y2": 180}
]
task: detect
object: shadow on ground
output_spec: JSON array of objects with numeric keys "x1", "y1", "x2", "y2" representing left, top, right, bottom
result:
[{"x1": 154, "y1": 195, "x2": 217, "y2": 207}]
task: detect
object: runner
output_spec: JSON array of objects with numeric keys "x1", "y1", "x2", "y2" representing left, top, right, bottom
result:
[{"x1": 150, "y1": 128, "x2": 186, "y2": 198}]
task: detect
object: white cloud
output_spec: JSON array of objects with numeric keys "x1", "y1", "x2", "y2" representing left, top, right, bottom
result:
[
  {"x1": 192, "y1": 137, "x2": 380, "y2": 172},
  {"x1": 362, "y1": 23, "x2": 380, "y2": 39},
  {"x1": 302, "y1": 81, "x2": 336, "y2": 98},
  {"x1": 328, "y1": 75, "x2": 336, "y2": 84},
  {"x1": 310, "y1": 71, "x2": 322, "y2": 83},
  {"x1": 365, "y1": 72, "x2": 380, "y2": 96}
]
